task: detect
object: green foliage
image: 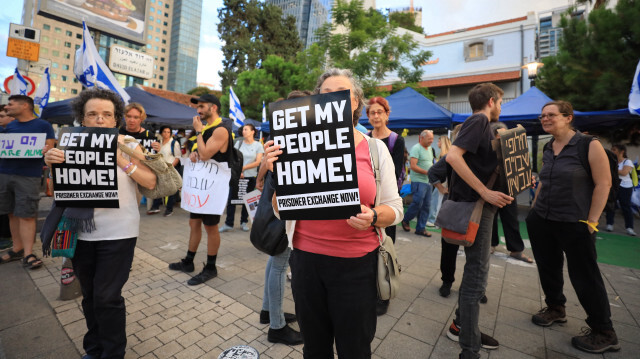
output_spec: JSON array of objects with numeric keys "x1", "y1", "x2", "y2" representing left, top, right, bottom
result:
[
  {"x1": 389, "y1": 11, "x2": 424, "y2": 34},
  {"x1": 391, "y1": 82, "x2": 435, "y2": 100},
  {"x1": 186, "y1": 87, "x2": 222, "y2": 98},
  {"x1": 537, "y1": 0, "x2": 640, "y2": 110}
]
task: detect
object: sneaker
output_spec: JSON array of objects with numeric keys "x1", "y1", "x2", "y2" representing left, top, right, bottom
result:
[
  {"x1": 446, "y1": 319, "x2": 499, "y2": 350},
  {"x1": 219, "y1": 224, "x2": 233, "y2": 233},
  {"x1": 168, "y1": 258, "x2": 194, "y2": 273},
  {"x1": 426, "y1": 221, "x2": 435, "y2": 228},
  {"x1": 605, "y1": 224, "x2": 613, "y2": 232},
  {"x1": 267, "y1": 324, "x2": 303, "y2": 345},
  {"x1": 259, "y1": 310, "x2": 297, "y2": 325},
  {"x1": 147, "y1": 208, "x2": 160, "y2": 215},
  {"x1": 241, "y1": 222, "x2": 250, "y2": 232},
  {"x1": 163, "y1": 210, "x2": 173, "y2": 217},
  {"x1": 439, "y1": 282, "x2": 452, "y2": 298},
  {"x1": 571, "y1": 327, "x2": 620, "y2": 353},
  {"x1": 187, "y1": 265, "x2": 217, "y2": 285},
  {"x1": 532, "y1": 305, "x2": 567, "y2": 327},
  {"x1": 626, "y1": 228, "x2": 636, "y2": 236}
]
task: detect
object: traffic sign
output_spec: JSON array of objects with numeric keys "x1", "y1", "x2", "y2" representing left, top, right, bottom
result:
[
  {"x1": 9, "y1": 23, "x2": 40, "y2": 43},
  {"x1": 28, "y1": 58, "x2": 52, "y2": 75},
  {"x1": 7, "y1": 38, "x2": 40, "y2": 62},
  {"x1": 4, "y1": 75, "x2": 36, "y2": 96}
]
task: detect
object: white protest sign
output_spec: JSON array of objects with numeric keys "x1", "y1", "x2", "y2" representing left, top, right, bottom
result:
[
  {"x1": 181, "y1": 158, "x2": 231, "y2": 215},
  {"x1": 0, "y1": 133, "x2": 46, "y2": 158},
  {"x1": 242, "y1": 189, "x2": 262, "y2": 222}
]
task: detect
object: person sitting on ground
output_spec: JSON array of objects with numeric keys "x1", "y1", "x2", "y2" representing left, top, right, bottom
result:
[
  {"x1": 605, "y1": 144, "x2": 636, "y2": 236},
  {"x1": 148, "y1": 125, "x2": 181, "y2": 217}
]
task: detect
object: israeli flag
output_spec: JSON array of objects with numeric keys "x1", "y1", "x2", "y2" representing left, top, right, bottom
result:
[
  {"x1": 262, "y1": 101, "x2": 266, "y2": 123},
  {"x1": 9, "y1": 68, "x2": 29, "y2": 95},
  {"x1": 630, "y1": 59, "x2": 640, "y2": 116},
  {"x1": 74, "y1": 21, "x2": 130, "y2": 103},
  {"x1": 33, "y1": 67, "x2": 51, "y2": 116},
  {"x1": 229, "y1": 87, "x2": 245, "y2": 127}
]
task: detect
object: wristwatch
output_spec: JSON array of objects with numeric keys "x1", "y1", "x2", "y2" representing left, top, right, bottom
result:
[
  {"x1": 195, "y1": 131, "x2": 202, "y2": 136},
  {"x1": 371, "y1": 208, "x2": 378, "y2": 226}
]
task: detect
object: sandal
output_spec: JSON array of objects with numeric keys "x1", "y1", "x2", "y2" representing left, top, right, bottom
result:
[
  {"x1": 509, "y1": 252, "x2": 533, "y2": 263},
  {"x1": 22, "y1": 254, "x2": 43, "y2": 270},
  {"x1": 0, "y1": 249, "x2": 24, "y2": 264}
]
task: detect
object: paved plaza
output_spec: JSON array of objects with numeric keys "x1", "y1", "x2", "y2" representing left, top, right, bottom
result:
[{"x1": 1, "y1": 197, "x2": 639, "y2": 359}]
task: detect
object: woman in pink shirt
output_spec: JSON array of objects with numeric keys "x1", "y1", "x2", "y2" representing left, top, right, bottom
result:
[{"x1": 265, "y1": 69, "x2": 403, "y2": 358}]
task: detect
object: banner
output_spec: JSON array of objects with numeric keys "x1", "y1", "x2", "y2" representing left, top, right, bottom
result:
[
  {"x1": 0, "y1": 133, "x2": 46, "y2": 158},
  {"x1": 497, "y1": 125, "x2": 531, "y2": 197},
  {"x1": 269, "y1": 90, "x2": 360, "y2": 220},
  {"x1": 181, "y1": 158, "x2": 231, "y2": 215},
  {"x1": 230, "y1": 178, "x2": 250, "y2": 205},
  {"x1": 53, "y1": 128, "x2": 119, "y2": 208},
  {"x1": 242, "y1": 189, "x2": 262, "y2": 222}
]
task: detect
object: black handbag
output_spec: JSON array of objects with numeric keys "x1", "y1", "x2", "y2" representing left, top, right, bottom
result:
[{"x1": 249, "y1": 171, "x2": 288, "y2": 256}]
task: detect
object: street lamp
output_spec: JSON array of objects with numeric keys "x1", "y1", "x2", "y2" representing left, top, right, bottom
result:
[{"x1": 522, "y1": 61, "x2": 544, "y2": 87}]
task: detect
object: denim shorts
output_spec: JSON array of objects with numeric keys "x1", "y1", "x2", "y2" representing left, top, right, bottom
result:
[{"x1": 0, "y1": 173, "x2": 41, "y2": 218}]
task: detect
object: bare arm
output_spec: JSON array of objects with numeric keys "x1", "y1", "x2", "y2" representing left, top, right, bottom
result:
[
  {"x1": 409, "y1": 157, "x2": 428, "y2": 175},
  {"x1": 434, "y1": 182, "x2": 448, "y2": 195},
  {"x1": 587, "y1": 140, "x2": 612, "y2": 226},
  {"x1": 197, "y1": 127, "x2": 228, "y2": 161},
  {"x1": 243, "y1": 152, "x2": 263, "y2": 171},
  {"x1": 255, "y1": 151, "x2": 270, "y2": 191},
  {"x1": 618, "y1": 163, "x2": 632, "y2": 176}
]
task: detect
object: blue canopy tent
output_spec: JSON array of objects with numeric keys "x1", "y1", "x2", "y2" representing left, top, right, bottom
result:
[
  {"x1": 360, "y1": 87, "x2": 453, "y2": 129},
  {"x1": 40, "y1": 86, "x2": 198, "y2": 127}
]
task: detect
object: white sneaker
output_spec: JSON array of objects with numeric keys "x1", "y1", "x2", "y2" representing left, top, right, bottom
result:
[
  {"x1": 605, "y1": 224, "x2": 613, "y2": 232},
  {"x1": 426, "y1": 222, "x2": 435, "y2": 228},
  {"x1": 219, "y1": 224, "x2": 233, "y2": 233},
  {"x1": 241, "y1": 222, "x2": 250, "y2": 232},
  {"x1": 626, "y1": 228, "x2": 637, "y2": 236}
]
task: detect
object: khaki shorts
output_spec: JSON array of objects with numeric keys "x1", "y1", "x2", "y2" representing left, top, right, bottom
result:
[{"x1": 0, "y1": 174, "x2": 41, "y2": 218}]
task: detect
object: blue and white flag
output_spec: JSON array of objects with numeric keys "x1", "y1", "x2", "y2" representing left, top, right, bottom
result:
[
  {"x1": 9, "y1": 68, "x2": 29, "y2": 95},
  {"x1": 229, "y1": 87, "x2": 245, "y2": 127},
  {"x1": 262, "y1": 101, "x2": 266, "y2": 123},
  {"x1": 630, "y1": 59, "x2": 640, "y2": 116},
  {"x1": 74, "y1": 21, "x2": 130, "y2": 103},
  {"x1": 33, "y1": 67, "x2": 51, "y2": 116}
]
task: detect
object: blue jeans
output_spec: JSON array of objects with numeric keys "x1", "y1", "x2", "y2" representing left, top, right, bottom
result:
[
  {"x1": 457, "y1": 204, "x2": 497, "y2": 359},
  {"x1": 427, "y1": 187, "x2": 442, "y2": 224},
  {"x1": 262, "y1": 247, "x2": 292, "y2": 329},
  {"x1": 403, "y1": 181, "x2": 432, "y2": 232}
]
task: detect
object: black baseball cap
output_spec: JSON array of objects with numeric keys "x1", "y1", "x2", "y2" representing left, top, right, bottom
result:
[{"x1": 190, "y1": 93, "x2": 221, "y2": 108}]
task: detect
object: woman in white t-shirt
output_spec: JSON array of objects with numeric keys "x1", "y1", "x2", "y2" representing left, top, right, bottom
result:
[
  {"x1": 605, "y1": 144, "x2": 636, "y2": 236},
  {"x1": 220, "y1": 124, "x2": 264, "y2": 232},
  {"x1": 149, "y1": 126, "x2": 181, "y2": 216}
]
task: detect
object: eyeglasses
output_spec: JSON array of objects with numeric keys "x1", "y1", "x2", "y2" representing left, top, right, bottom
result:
[
  {"x1": 538, "y1": 113, "x2": 567, "y2": 120},
  {"x1": 85, "y1": 112, "x2": 115, "y2": 121},
  {"x1": 369, "y1": 110, "x2": 386, "y2": 117}
]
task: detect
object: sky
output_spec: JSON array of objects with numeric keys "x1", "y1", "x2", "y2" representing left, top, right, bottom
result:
[{"x1": 1, "y1": 0, "x2": 572, "y2": 91}]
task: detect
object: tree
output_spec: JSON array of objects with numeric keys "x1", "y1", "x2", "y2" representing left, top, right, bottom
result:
[
  {"x1": 217, "y1": 0, "x2": 302, "y2": 90},
  {"x1": 389, "y1": 11, "x2": 424, "y2": 34},
  {"x1": 537, "y1": 0, "x2": 640, "y2": 110},
  {"x1": 186, "y1": 87, "x2": 222, "y2": 98}
]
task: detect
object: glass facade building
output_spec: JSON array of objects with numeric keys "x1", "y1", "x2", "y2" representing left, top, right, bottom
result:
[
  {"x1": 168, "y1": 0, "x2": 203, "y2": 93},
  {"x1": 266, "y1": 0, "x2": 332, "y2": 48}
]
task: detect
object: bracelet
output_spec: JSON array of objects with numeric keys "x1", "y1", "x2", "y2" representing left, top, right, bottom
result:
[
  {"x1": 126, "y1": 165, "x2": 138, "y2": 177},
  {"x1": 122, "y1": 162, "x2": 133, "y2": 172},
  {"x1": 579, "y1": 220, "x2": 599, "y2": 232},
  {"x1": 371, "y1": 208, "x2": 378, "y2": 226}
]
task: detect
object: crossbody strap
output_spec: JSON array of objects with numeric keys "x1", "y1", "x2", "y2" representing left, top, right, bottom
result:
[{"x1": 367, "y1": 137, "x2": 385, "y2": 246}]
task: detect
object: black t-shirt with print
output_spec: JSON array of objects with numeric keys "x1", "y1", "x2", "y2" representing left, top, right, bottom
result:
[{"x1": 119, "y1": 127, "x2": 157, "y2": 154}]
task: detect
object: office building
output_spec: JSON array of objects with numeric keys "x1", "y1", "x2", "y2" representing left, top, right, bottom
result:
[
  {"x1": 266, "y1": 0, "x2": 332, "y2": 48},
  {"x1": 167, "y1": 0, "x2": 203, "y2": 94}
]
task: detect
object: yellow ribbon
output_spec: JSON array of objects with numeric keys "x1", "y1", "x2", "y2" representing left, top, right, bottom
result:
[
  {"x1": 190, "y1": 117, "x2": 222, "y2": 151},
  {"x1": 579, "y1": 220, "x2": 599, "y2": 232}
]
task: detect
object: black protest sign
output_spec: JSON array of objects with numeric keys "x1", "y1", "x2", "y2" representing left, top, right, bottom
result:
[
  {"x1": 499, "y1": 125, "x2": 531, "y2": 197},
  {"x1": 270, "y1": 90, "x2": 361, "y2": 220},
  {"x1": 230, "y1": 178, "x2": 250, "y2": 204},
  {"x1": 53, "y1": 127, "x2": 119, "y2": 208}
]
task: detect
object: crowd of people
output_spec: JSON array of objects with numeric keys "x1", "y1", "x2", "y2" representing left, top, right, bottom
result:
[{"x1": 0, "y1": 68, "x2": 634, "y2": 358}]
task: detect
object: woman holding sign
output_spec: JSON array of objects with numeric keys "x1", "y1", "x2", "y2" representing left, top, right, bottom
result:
[
  {"x1": 43, "y1": 88, "x2": 157, "y2": 359},
  {"x1": 526, "y1": 101, "x2": 619, "y2": 353},
  {"x1": 265, "y1": 69, "x2": 403, "y2": 358}
]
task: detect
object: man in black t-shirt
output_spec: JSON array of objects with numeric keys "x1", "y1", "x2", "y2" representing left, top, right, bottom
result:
[
  {"x1": 119, "y1": 103, "x2": 159, "y2": 155},
  {"x1": 444, "y1": 83, "x2": 513, "y2": 358}
]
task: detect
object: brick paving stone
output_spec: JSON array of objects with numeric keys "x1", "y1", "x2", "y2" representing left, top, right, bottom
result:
[
  {"x1": 156, "y1": 326, "x2": 185, "y2": 344},
  {"x1": 218, "y1": 323, "x2": 242, "y2": 340},
  {"x1": 153, "y1": 340, "x2": 184, "y2": 358},
  {"x1": 126, "y1": 301, "x2": 147, "y2": 315},
  {"x1": 226, "y1": 302, "x2": 253, "y2": 318},
  {"x1": 132, "y1": 337, "x2": 163, "y2": 357},
  {"x1": 141, "y1": 303, "x2": 165, "y2": 316},
  {"x1": 194, "y1": 332, "x2": 225, "y2": 353},
  {"x1": 174, "y1": 344, "x2": 206, "y2": 359},
  {"x1": 127, "y1": 322, "x2": 144, "y2": 335},
  {"x1": 139, "y1": 314, "x2": 164, "y2": 328},
  {"x1": 135, "y1": 324, "x2": 163, "y2": 342},
  {"x1": 157, "y1": 316, "x2": 184, "y2": 331},
  {"x1": 126, "y1": 310, "x2": 146, "y2": 324},
  {"x1": 216, "y1": 312, "x2": 240, "y2": 327},
  {"x1": 159, "y1": 305, "x2": 184, "y2": 320},
  {"x1": 56, "y1": 308, "x2": 86, "y2": 326},
  {"x1": 176, "y1": 329, "x2": 205, "y2": 348},
  {"x1": 196, "y1": 320, "x2": 223, "y2": 337}
]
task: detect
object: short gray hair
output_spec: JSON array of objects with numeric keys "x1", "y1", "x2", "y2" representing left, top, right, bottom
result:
[
  {"x1": 314, "y1": 68, "x2": 365, "y2": 125},
  {"x1": 419, "y1": 130, "x2": 433, "y2": 139}
]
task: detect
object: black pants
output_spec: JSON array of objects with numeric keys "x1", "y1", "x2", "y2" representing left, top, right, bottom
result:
[
  {"x1": 440, "y1": 239, "x2": 459, "y2": 284},
  {"x1": 290, "y1": 249, "x2": 377, "y2": 359},
  {"x1": 72, "y1": 238, "x2": 137, "y2": 359},
  {"x1": 491, "y1": 200, "x2": 525, "y2": 252},
  {"x1": 526, "y1": 211, "x2": 613, "y2": 331},
  {"x1": 225, "y1": 177, "x2": 256, "y2": 226},
  {"x1": 606, "y1": 186, "x2": 634, "y2": 229}
]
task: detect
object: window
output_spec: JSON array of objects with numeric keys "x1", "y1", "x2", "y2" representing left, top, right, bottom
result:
[
  {"x1": 52, "y1": 62, "x2": 59, "y2": 68},
  {"x1": 164, "y1": 12, "x2": 168, "y2": 17},
  {"x1": 161, "y1": 48, "x2": 166, "y2": 53},
  {"x1": 75, "y1": 44, "x2": 81, "y2": 50},
  {"x1": 160, "y1": 57, "x2": 165, "y2": 62},
  {"x1": 159, "y1": 75, "x2": 164, "y2": 80},
  {"x1": 147, "y1": 44, "x2": 152, "y2": 49},
  {"x1": 61, "y1": 87, "x2": 67, "y2": 93},
  {"x1": 63, "y1": 64, "x2": 69, "y2": 70},
  {"x1": 463, "y1": 39, "x2": 493, "y2": 62},
  {"x1": 159, "y1": 84, "x2": 163, "y2": 89},
  {"x1": 157, "y1": 19, "x2": 161, "y2": 24},
  {"x1": 51, "y1": 85, "x2": 57, "y2": 91},
  {"x1": 162, "y1": 30, "x2": 167, "y2": 35},
  {"x1": 468, "y1": 43, "x2": 483, "y2": 58},
  {"x1": 154, "y1": 46, "x2": 159, "y2": 51},
  {"x1": 149, "y1": 16, "x2": 154, "y2": 21},
  {"x1": 65, "y1": 30, "x2": 72, "y2": 36},
  {"x1": 156, "y1": 27, "x2": 160, "y2": 32},
  {"x1": 148, "y1": 25, "x2": 153, "y2": 30},
  {"x1": 158, "y1": 1, "x2": 162, "y2": 5},
  {"x1": 41, "y1": 48, "x2": 48, "y2": 55},
  {"x1": 65, "y1": 53, "x2": 71, "y2": 59},
  {"x1": 162, "y1": 39, "x2": 166, "y2": 44},
  {"x1": 165, "y1": 4, "x2": 169, "y2": 8},
  {"x1": 51, "y1": 73, "x2": 57, "y2": 79},
  {"x1": 43, "y1": 24, "x2": 50, "y2": 30},
  {"x1": 152, "y1": 83, "x2": 156, "y2": 88},
  {"x1": 49, "y1": 97, "x2": 56, "y2": 102},
  {"x1": 163, "y1": 21, "x2": 168, "y2": 26},
  {"x1": 64, "y1": 41, "x2": 71, "y2": 48},
  {"x1": 54, "y1": 39, "x2": 60, "y2": 45},
  {"x1": 155, "y1": 37, "x2": 160, "y2": 42},
  {"x1": 61, "y1": 75, "x2": 67, "y2": 81},
  {"x1": 148, "y1": 35, "x2": 153, "y2": 40},
  {"x1": 153, "y1": 74, "x2": 157, "y2": 79},
  {"x1": 154, "y1": 65, "x2": 157, "y2": 70},
  {"x1": 150, "y1": 6, "x2": 155, "y2": 12},
  {"x1": 71, "y1": 89, "x2": 78, "y2": 94},
  {"x1": 76, "y1": 33, "x2": 82, "y2": 39},
  {"x1": 52, "y1": 50, "x2": 60, "y2": 57},
  {"x1": 54, "y1": 27, "x2": 61, "y2": 33},
  {"x1": 73, "y1": 78, "x2": 78, "y2": 83},
  {"x1": 160, "y1": 66, "x2": 164, "y2": 71},
  {"x1": 42, "y1": 35, "x2": 49, "y2": 42},
  {"x1": 144, "y1": 80, "x2": 149, "y2": 86},
  {"x1": 151, "y1": 0, "x2": 155, "y2": 2}
]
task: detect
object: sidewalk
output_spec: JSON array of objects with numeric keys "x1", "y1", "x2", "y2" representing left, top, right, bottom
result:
[{"x1": 1, "y1": 198, "x2": 639, "y2": 358}]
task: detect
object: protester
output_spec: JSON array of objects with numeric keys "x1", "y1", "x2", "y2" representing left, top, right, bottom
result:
[
  {"x1": 43, "y1": 88, "x2": 157, "y2": 359},
  {"x1": 148, "y1": 125, "x2": 181, "y2": 217},
  {"x1": 168, "y1": 93, "x2": 231, "y2": 285},
  {"x1": 527, "y1": 100, "x2": 620, "y2": 354},
  {"x1": 427, "y1": 135, "x2": 451, "y2": 227},
  {"x1": 220, "y1": 123, "x2": 264, "y2": 232},
  {"x1": 0, "y1": 105, "x2": 15, "y2": 249},
  {"x1": 489, "y1": 122, "x2": 533, "y2": 262},
  {"x1": 0, "y1": 95, "x2": 56, "y2": 269},
  {"x1": 119, "y1": 103, "x2": 159, "y2": 154},
  {"x1": 445, "y1": 83, "x2": 513, "y2": 358},
  {"x1": 401, "y1": 130, "x2": 435, "y2": 237},
  {"x1": 0, "y1": 104, "x2": 15, "y2": 131},
  {"x1": 365, "y1": 96, "x2": 405, "y2": 316},
  {"x1": 264, "y1": 68, "x2": 403, "y2": 357},
  {"x1": 605, "y1": 144, "x2": 636, "y2": 236}
]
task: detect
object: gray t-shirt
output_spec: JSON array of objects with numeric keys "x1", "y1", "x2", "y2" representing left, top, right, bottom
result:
[{"x1": 236, "y1": 140, "x2": 264, "y2": 178}]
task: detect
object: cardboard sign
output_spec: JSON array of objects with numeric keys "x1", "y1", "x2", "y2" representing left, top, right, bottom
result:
[
  {"x1": 498, "y1": 125, "x2": 531, "y2": 197},
  {"x1": 230, "y1": 178, "x2": 250, "y2": 205},
  {"x1": 181, "y1": 158, "x2": 230, "y2": 215},
  {"x1": 53, "y1": 128, "x2": 119, "y2": 208},
  {"x1": 270, "y1": 90, "x2": 360, "y2": 220},
  {"x1": 0, "y1": 133, "x2": 46, "y2": 158},
  {"x1": 242, "y1": 189, "x2": 262, "y2": 222}
]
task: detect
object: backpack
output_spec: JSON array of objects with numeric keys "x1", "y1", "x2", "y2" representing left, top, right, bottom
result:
[
  {"x1": 228, "y1": 139, "x2": 244, "y2": 187},
  {"x1": 575, "y1": 135, "x2": 621, "y2": 212},
  {"x1": 367, "y1": 131, "x2": 406, "y2": 190}
]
